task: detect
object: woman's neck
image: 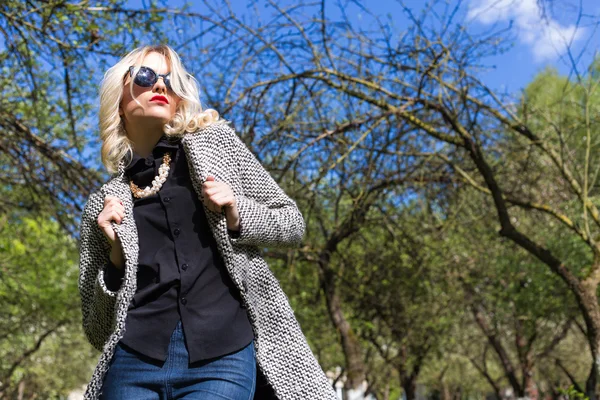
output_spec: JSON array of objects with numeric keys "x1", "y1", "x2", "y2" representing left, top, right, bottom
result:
[{"x1": 125, "y1": 121, "x2": 165, "y2": 158}]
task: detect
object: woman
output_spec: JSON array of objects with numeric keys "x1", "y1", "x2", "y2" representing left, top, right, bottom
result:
[{"x1": 78, "y1": 44, "x2": 337, "y2": 400}]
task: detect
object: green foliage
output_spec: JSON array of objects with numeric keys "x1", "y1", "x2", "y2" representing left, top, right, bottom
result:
[
  {"x1": 269, "y1": 256, "x2": 345, "y2": 373},
  {"x1": 0, "y1": 213, "x2": 97, "y2": 398},
  {"x1": 558, "y1": 385, "x2": 590, "y2": 400}
]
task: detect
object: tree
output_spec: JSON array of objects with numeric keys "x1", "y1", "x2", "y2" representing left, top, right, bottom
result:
[
  {"x1": 198, "y1": 1, "x2": 600, "y2": 395},
  {"x1": 0, "y1": 0, "x2": 186, "y2": 235},
  {"x1": 0, "y1": 212, "x2": 93, "y2": 398}
]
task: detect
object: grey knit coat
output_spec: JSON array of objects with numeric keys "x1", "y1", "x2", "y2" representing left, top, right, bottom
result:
[{"x1": 78, "y1": 123, "x2": 337, "y2": 399}]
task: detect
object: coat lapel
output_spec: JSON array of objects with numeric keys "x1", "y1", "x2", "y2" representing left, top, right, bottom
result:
[
  {"x1": 180, "y1": 132, "x2": 249, "y2": 292},
  {"x1": 99, "y1": 172, "x2": 139, "y2": 303}
]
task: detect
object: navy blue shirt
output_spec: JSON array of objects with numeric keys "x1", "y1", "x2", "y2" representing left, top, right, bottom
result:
[{"x1": 104, "y1": 134, "x2": 254, "y2": 363}]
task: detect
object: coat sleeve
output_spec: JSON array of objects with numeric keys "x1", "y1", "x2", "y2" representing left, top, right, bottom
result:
[
  {"x1": 78, "y1": 190, "x2": 119, "y2": 352},
  {"x1": 221, "y1": 125, "x2": 306, "y2": 248}
]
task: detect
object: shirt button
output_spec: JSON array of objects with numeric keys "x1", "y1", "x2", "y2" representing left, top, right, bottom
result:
[
  {"x1": 164, "y1": 197, "x2": 171, "y2": 203},
  {"x1": 181, "y1": 263, "x2": 188, "y2": 271},
  {"x1": 173, "y1": 228, "x2": 180, "y2": 236},
  {"x1": 181, "y1": 297, "x2": 187, "y2": 305}
]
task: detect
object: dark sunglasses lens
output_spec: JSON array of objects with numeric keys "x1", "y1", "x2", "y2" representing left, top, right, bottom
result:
[
  {"x1": 134, "y1": 67, "x2": 156, "y2": 87},
  {"x1": 133, "y1": 67, "x2": 172, "y2": 90}
]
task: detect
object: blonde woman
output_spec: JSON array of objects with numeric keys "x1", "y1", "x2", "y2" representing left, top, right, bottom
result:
[{"x1": 78, "y1": 44, "x2": 337, "y2": 400}]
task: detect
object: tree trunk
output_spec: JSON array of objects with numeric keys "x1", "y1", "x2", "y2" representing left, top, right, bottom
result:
[
  {"x1": 402, "y1": 376, "x2": 417, "y2": 400},
  {"x1": 522, "y1": 371, "x2": 537, "y2": 400},
  {"x1": 470, "y1": 303, "x2": 523, "y2": 396},
  {"x1": 442, "y1": 382, "x2": 451, "y2": 400},
  {"x1": 17, "y1": 381, "x2": 24, "y2": 400},
  {"x1": 319, "y1": 253, "x2": 366, "y2": 389},
  {"x1": 580, "y1": 283, "x2": 600, "y2": 400},
  {"x1": 454, "y1": 111, "x2": 600, "y2": 399},
  {"x1": 383, "y1": 382, "x2": 390, "y2": 400},
  {"x1": 452, "y1": 386, "x2": 462, "y2": 400}
]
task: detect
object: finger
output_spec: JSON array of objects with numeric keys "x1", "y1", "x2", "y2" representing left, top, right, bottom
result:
[
  {"x1": 210, "y1": 202, "x2": 222, "y2": 214},
  {"x1": 105, "y1": 196, "x2": 123, "y2": 206},
  {"x1": 202, "y1": 199, "x2": 218, "y2": 214},
  {"x1": 106, "y1": 200, "x2": 123, "y2": 213},
  {"x1": 212, "y1": 197, "x2": 226, "y2": 211},
  {"x1": 207, "y1": 199, "x2": 222, "y2": 211},
  {"x1": 111, "y1": 210, "x2": 122, "y2": 224},
  {"x1": 100, "y1": 210, "x2": 117, "y2": 225},
  {"x1": 212, "y1": 193, "x2": 232, "y2": 203},
  {"x1": 109, "y1": 205, "x2": 123, "y2": 217},
  {"x1": 204, "y1": 188, "x2": 220, "y2": 200},
  {"x1": 204, "y1": 187, "x2": 225, "y2": 197},
  {"x1": 109, "y1": 205, "x2": 124, "y2": 218},
  {"x1": 203, "y1": 181, "x2": 220, "y2": 189}
]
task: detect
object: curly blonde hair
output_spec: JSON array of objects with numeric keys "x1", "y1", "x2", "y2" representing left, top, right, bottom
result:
[{"x1": 98, "y1": 44, "x2": 228, "y2": 175}]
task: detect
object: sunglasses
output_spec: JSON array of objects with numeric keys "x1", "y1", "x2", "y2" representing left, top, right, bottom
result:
[{"x1": 128, "y1": 66, "x2": 172, "y2": 90}]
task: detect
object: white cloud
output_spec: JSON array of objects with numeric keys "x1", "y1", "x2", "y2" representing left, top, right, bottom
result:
[{"x1": 467, "y1": 0, "x2": 586, "y2": 61}]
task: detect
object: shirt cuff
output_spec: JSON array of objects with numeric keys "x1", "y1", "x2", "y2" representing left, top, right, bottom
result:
[{"x1": 103, "y1": 259, "x2": 125, "y2": 292}]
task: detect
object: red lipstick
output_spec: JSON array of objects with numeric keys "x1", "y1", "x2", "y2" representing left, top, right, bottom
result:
[{"x1": 150, "y1": 95, "x2": 169, "y2": 104}]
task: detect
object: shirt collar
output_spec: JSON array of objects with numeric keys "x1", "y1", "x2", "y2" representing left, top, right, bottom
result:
[{"x1": 124, "y1": 134, "x2": 181, "y2": 176}]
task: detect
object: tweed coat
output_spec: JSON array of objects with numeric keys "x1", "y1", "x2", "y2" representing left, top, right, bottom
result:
[{"x1": 78, "y1": 122, "x2": 337, "y2": 400}]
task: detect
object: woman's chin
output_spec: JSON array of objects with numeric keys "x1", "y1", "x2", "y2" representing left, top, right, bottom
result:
[{"x1": 131, "y1": 113, "x2": 173, "y2": 125}]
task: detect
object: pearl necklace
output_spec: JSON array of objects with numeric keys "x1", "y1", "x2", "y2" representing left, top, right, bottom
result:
[{"x1": 129, "y1": 152, "x2": 172, "y2": 198}]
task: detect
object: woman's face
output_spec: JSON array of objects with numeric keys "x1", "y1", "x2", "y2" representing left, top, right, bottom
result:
[{"x1": 119, "y1": 52, "x2": 181, "y2": 128}]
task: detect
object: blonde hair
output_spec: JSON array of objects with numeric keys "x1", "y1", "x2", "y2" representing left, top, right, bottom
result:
[{"x1": 98, "y1": 44, "x2": 228, "y2": 175}]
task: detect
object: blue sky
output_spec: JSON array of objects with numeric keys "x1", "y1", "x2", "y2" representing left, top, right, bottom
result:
[
  {"x1": 4, "y1": 0, "x2": 596, "y2": 99},
  {"x1": 3, "y1": 0, "x2": 598, "y2": 162},
  {"x1": 171, "y1": 0, "x2": 598, "y2": 94},
  {"x1": 82, "y1": 0, "x2": 600, "y2": 170},
  {"x1": 367, "y1": 0, "x2": 597, "y2": 93},
  {"x1": 458, "y1": 0, "x2": 600, "y2": 92},
  {"x1": 377, "y1": 0, "x2": 599, "y2": 93}
]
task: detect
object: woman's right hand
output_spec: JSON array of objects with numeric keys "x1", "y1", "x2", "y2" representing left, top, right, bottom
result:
[{"x1": 97, "y1": 196, "x2": 125, "y2": 245}]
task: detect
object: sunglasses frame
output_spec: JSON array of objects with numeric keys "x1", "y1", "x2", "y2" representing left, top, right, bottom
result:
[{"x1": 128, "y1": 65, "x2": 172, "y2": 91}]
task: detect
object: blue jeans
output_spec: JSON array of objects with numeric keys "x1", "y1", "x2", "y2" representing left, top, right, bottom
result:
[{"x1": 100, "y1": 320, "x2": 256, "y2": 399}]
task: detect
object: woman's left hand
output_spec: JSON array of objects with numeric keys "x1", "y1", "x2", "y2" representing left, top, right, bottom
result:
[{"x1": 202, "y1": 176, "x2": 240, "y2": 230}]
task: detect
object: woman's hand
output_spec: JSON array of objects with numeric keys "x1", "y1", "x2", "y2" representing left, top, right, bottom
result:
[
  {"x1": 97, "y1": 196, "x2": 126, "y2": 269},
  {"x1": 97, "y1": 196, "x2": 124, "y2": 244},
  {"x1": 202, "y1": 176, "x2": 240, "y2": 231}
]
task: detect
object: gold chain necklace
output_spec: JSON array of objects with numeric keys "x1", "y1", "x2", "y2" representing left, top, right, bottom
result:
[{"x1": 129, "y1": 152, "x2": 172, "y2": 198}]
